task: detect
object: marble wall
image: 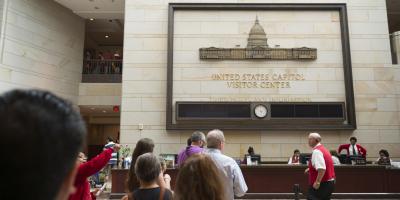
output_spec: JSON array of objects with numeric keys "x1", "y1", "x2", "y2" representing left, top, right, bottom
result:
[
  {"x1": 79, "y1": 83, "x2": 122, "y2": 106},
  {"x1": 121, "y1": 0, "x2": 400, "y2": 161},
  {"x1": 0, "y1": 0, "x2": 84, "y2": 103}
]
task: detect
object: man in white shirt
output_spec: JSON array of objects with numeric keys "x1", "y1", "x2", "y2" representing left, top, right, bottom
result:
[
  {"x1": 205, "y1": 129, "x2": 248, "y2": 200},
  {"x1": 305, "y1": 133, "x2": 336, "y2": 200}
]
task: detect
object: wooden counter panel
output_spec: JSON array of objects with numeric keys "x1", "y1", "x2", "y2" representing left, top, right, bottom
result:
[
  {"x1": 241, "y1": 167, "x2": 308, "y2": 193},
  {"x1": 386, "y1": 168, "x2": 400, "y2": 192},
  {"x1": 334, "y1": 167, "x2": 386, "y2": 193},
  {"x1": 111, "y1": 165, "x2": 400, "y2": 194},
  {"x1": 111, "y1": 169, "x2": 128, "y2": 193}
]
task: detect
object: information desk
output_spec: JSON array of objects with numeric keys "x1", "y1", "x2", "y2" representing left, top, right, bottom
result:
[{"x1": 112, "y1": 164, "x2": 400, "y2": 195}]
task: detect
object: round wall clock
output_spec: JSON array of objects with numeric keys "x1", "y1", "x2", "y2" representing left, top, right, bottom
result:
[{"x1": 254, "y1": 104, "x2": 268, "y2": 119}]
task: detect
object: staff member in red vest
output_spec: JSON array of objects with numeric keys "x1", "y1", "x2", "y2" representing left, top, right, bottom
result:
[
  {"x1": 338, "y1": 137, "x2": 367, "y2": 158},
  {"x1": 305, "y1": 133, "x2": 336, "y2": 200},
  {"x1": 288, "y1": 149, "x2": 300, "y2": 165}
]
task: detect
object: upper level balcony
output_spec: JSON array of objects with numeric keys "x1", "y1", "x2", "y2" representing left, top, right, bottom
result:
[{"x1": 82, "y1": 59, "x2": 122, "y2": 83}]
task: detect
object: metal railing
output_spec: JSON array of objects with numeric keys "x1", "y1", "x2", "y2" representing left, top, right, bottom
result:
[
  {"x1": 83, "y1": 59, "x2": 122, "y2": 74},
  {"x1": 82, "y1": 59, "x2": 122, "y2": 83}
]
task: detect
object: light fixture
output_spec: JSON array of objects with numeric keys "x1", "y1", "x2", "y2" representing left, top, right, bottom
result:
[
  {"x1": 105, "y1": 35, "x2": 110, "y2": 38},
  {"x1": 102, "y1": 110, "x2": 107, "y2": 113},
  {"x1": 89, "y1": 18, "x2": 95, "y2": 21}
]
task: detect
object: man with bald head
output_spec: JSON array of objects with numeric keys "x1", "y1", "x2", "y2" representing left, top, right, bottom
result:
[
  {"x1": 205, "y1": 129, "x2": 248, "y2": 200},
  {"x1": 305, "y1": 133, "x2": 336, "y2": 200}
]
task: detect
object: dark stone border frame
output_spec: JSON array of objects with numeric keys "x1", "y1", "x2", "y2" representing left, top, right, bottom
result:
[{"x1": 166, "y1": 3, "x2": 356, "y2": 130}]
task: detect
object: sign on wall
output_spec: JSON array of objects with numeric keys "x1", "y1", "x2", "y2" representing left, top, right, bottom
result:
[{"x1": 167, "y1": 3, "x2": 356, "y2": 130}]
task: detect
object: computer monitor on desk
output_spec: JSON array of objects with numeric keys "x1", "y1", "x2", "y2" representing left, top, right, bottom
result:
[
  {"x1": 339, "y1": 154, "x2": 348, "y2": 164},
  {"x1": 339, "y1": 154, "x2": 366, "y2": 164},
  {"x1": 245, "y1": 154, "x2": 261, "y2": 164},
  {"x1": 300, "y1": 153, "x2": 311, "y2": 164},
  {"x1": 348, "y1": 155, "x2": 366, "y2": 165}
]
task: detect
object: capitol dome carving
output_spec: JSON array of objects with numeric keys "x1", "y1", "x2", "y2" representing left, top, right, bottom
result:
[
  {"x1": 199, "y1": 16, "x2": 317, "y2": 61},
  {"x1": 247, "y1": 16, "x2": 269, "y2": 48}
]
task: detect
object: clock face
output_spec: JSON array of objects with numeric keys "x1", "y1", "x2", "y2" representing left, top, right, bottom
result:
[{"x1": 254, "y1": 105, "x2": 268, "y2": 118}]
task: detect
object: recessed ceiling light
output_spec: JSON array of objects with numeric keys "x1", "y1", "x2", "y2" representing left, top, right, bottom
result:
[
  {"x1": 105, "y1": 35, "x2": 110, "y2": 38},
  {"x1": 89, "y1": 18, "x2": 95, "y2": 21}
]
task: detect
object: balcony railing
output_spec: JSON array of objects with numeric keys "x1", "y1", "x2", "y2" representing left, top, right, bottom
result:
[{"x1": 82, "y1": 59, "x2": 122, "y2": 83}]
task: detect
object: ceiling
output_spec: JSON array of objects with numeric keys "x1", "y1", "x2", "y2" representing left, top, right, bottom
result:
[
  {"x1": 387, "y1": 0, "x2": 400, "y2": 33},
  {"x1": 85, "y1": 19, "x2": 124, "y2": 47},
  {"x1": 55, "y1": 1, "x2": 399, "y2": 47},
  {"x1": 54, "y1": 0, "x2": 125, "y2": 48},
  {"x1": 54, "y1": 0, "x2": 125, "y2": 19}
]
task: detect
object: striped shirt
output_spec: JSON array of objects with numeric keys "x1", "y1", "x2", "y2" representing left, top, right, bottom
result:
[{"x1": 104, "y1": 142, "x2": 117, "y2": 164}]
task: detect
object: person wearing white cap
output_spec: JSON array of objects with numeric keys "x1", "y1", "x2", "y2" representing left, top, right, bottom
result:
[{"x1": 305, "y1": 133, "x2": 336, "y2": 200}]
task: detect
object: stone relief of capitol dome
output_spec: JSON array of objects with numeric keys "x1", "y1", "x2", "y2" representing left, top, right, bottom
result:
[{"x1": 199, "y1": 16, "x2": 317, "y2": 60}]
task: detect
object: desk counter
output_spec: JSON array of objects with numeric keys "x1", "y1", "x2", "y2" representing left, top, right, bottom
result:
[{"x1": 111, "y1": 164, "x2": 400, "y2": 194}]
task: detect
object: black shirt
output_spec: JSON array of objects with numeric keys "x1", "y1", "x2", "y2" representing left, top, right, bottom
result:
[{"x1": 132, "y1": 187, "x2": 172, "y2": 200}]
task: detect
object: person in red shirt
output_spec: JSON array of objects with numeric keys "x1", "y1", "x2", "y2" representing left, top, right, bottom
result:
[
  {"x1": 305, "y1": 133, "x2": 335, "y2": 200},
  {"x1": 338, "y1": 137, "x2": 367, "y2": 158},
  {"x1": 69, "y1": 144, "x2": 121, "y2": 200}
]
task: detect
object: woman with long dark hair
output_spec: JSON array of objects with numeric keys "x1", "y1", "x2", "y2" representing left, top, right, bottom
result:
[{"x1": 126, "y1": 138, "x2": 155, "y2": 192}]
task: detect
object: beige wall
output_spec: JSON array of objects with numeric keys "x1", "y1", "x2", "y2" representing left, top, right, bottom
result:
[
  {"x1": 0, "y1": 0, "x2": 84, "y2": 103},
  {"x1": 79, "y1": 83, "x2": 122, "y2": 105},
  {"x1": 0, "y1": 1, "x2": 4, "y2": 32},
  {"x1": 121, "y1": 0, "x2": 400, "y2": 161}
]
